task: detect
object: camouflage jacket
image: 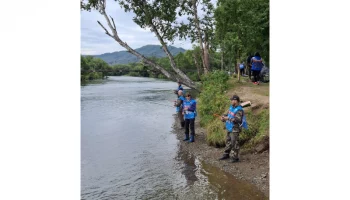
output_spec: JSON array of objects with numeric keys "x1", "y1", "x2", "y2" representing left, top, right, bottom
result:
[{"x1": 175, "y1": 96, "x2": 184, "y2": 112}]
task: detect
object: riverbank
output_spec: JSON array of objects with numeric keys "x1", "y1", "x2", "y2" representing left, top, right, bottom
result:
[{"x1": 172, "y1": 77, "x2": 270, "y2": 198}]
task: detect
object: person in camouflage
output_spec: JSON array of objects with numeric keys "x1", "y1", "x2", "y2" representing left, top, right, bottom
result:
[{"x1": 219, "y1": 95, "x2": 244, "y2": 163}]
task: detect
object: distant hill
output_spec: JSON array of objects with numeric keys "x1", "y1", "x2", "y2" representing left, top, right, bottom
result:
[{"x1": 86, "y1": 45, "x2": 186, "y2": 65}]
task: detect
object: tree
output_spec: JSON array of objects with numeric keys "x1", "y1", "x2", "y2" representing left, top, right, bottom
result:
[
  {"x1": 81, "y1": 0, "x2": 199, "y2": 90},
  {"x1": 179, "y1": 0, "x2": 215, "y2": 74},
  {"x1": 214, "y1": 0, "x2": 269, "y2": 80}
]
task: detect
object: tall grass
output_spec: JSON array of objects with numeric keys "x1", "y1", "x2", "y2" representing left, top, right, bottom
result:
[
  {"x1": 240, "y1": 109, "x2": 269, "y2": 150},
  {"x1": 197, "y1": 71, "x2": 230, "y2": 147},
  {"x1": 198, "y1": 70, "x2": 269, "y2": 149}
]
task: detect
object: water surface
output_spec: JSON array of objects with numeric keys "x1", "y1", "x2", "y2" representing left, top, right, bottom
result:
[{"x1": 81, "y1": 76, "x2": 265, "y2": 200}]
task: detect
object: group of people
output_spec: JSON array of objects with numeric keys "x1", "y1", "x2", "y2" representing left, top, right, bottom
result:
[
  {"x1": 239, "y1": 52, "x2": 265, "y2": 85},
  {"x1": 173, "y1": 82, "x2": 196, "y2": 143},
  {"x1": 173, "y1": 82, "x2": 248, "y2": 163}
]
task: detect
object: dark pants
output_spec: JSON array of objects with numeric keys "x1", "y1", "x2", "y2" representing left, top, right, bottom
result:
[
  {"x1": 247, "y1": 65, "x2": 252, "y2": 79},
  {"x1": 185, "y1": 118, "x2": 195, "y2": 137},
  {"x1": 252, "y1": 70, "x2": 261, "y2": 82},
  {"x1": 240, "y1": 68, "x2": 244, "y2": 76},
  {"x1": 178, "y1": 110, "x2": 185, "y2": 127}
]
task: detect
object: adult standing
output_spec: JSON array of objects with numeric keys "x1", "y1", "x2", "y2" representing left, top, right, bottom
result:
[
  {"x1": 219, "y1": 95, "x2": 246, "y2": 163},
  {"x1": 174, "y1": 81, "x2": 184, "y2": 97},
  {"x1": 251, "y1": 52, "x2": 264, "y2": 85},
  {"x1": 182, "y1": 93, "x2": 197, "y2": 143},
  {"x1": 239, "y1": 62, "x2": 245, "y2": 76},
  {"x1": 174, "y1": 90, "x2": 186, "y2": 128}
]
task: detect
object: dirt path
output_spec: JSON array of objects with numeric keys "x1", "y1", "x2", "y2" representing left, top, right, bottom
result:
[
  {"x1": 226, "y1": 80, "x2": 269, "y2": 113},
  {"x1": 173, "y1": 80, "x2": 270, "y2": 197}
]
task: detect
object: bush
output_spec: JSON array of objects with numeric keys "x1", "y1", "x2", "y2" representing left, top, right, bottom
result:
[
  {"x1": 186, "y1": 72, "x2": 200, "y2": 82},
  {"x1": 206, "y1": 119, "x2": 227, "y2": 147},
  {"x1": 197, "y1": 71, "x2": 230, "y2": 146},
  {"x1": 158, "y1": 74, "x2": 167, "y2": 79},
  {"x1": 240, "y1": 109, "x2": 269, "y2": 150},
  {"x1": 127, "y1": 72, "x2": 140, "y2": 77}
]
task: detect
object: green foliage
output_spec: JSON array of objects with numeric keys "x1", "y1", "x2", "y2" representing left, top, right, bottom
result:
[
  {"x1": 206, "y1": 119, "x2": 226, "y2": 147},
  {"x1": 215, "y1": 0, "x2": 269, "y2": 66},
  {"x1": 198, "y1": 70, "x2": 269, "y2": 148},
  {"x1": 197, "y1": 71, "x2": 230, "y2": 146},
  {"x1": 157, "y1": 74, "x2": 167, "y2": 79},
  {"x1": 240, "y1": 109, "x2": 269, "y2": 150},
  {"x1": 81, "y1": 55, "x2": 110, "y2": 81},
  {"x1": 117, "y1": 0, "x2": 181, "y2": 42},
  {"x1": 201, "y1": 70, "x2": 229, "y2": 92},
  {"x1": 127, "y1": 71, "x2": 140, "y2": 77}
]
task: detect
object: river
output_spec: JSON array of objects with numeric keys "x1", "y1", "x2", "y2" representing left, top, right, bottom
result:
[{"x1": 81, "y1": 76, "x2": 265, "y2": 200}]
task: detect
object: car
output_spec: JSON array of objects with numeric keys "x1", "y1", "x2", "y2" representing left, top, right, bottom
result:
[{"x1": 260, "y1": 65, "x2": 269, "y2": 83}]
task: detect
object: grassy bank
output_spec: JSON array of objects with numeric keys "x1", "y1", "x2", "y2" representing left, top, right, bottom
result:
[{"x1": 197, "y1": 72, "x2": 269, "y2": 151}]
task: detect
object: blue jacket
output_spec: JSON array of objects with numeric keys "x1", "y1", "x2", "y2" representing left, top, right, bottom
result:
[
  {"x1": 225, "y1": 105, "x2": 248, "y2": 132},
  {"x1": 251, "y1": 56, "x2": 263, "y2": 71},
  {"x1": 183, "y1": 99, "x2": 196, "y2": 119}
]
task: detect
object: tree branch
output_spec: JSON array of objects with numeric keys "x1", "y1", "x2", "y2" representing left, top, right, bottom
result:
[
  {"x1": 109, "y1": 15, "x2": 116, "y2": 30},
  {"x1": 97, "y1": 21, "x2": 113, "y2": 37}
]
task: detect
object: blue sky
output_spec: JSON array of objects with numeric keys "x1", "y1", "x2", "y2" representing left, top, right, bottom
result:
[{"x1": 81, "y1": 0, "x2": 216, "y2": 55}]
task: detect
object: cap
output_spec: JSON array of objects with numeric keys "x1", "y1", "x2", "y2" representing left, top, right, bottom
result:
[{"x1": 230, "y1": 95, "x2": 240, "y2": 101}]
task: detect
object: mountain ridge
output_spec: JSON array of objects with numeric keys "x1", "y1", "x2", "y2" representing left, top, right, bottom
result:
[{"x1": 84, "y1": 45, "x2": 186, "y2": 65}]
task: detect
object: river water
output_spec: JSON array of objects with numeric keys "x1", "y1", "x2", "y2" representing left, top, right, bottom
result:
[{"x1": 81, "y1": 76, "x2": 265, "y2": 200}]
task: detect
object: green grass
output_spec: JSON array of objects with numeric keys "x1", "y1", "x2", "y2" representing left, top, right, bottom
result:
[
  {"x1": 240, "y1": 109, "x2": 269, "y2": 150},
  {"x1": 206, "y1": 119, "x2": 227, "y2": 147},
  {"x1": 198, "y1": 72, "x2": 269, "y2": 150}
]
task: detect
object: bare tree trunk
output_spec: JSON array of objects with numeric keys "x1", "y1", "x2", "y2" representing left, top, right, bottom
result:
[
  {"x1": 193, "y1": 53, "x2": 201, "y2": 80},
  {"x1": 96, "y1": 1, "x2": 198, "y2": 90},
  {"x1": 150, "y1": 23, "x2": 196, "y2": 88},
  {"x1": 203, "y1": 32, "x2": 210, "y2": 71},
  {"x1": 192, "y1": 0, "x2": 209, "y2": 74}
]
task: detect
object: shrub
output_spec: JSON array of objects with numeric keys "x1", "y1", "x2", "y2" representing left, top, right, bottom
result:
[
  {"x1": 197, "y1": 71, "x2": 230, "y2": 146},
  {"x1": 240, "y1": 109, "x2": 270, "y2": 150},
  {"x1": 206, "y1": 119, "x2": 226, "y2": 147},
  {"x1": 127, "y1": 72, "x2": 140, "y2": 77}
]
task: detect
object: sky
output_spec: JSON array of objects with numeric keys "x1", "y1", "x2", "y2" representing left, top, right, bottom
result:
[{"x1": 81, "y1": 0, "x2": 216, "y2": 55}]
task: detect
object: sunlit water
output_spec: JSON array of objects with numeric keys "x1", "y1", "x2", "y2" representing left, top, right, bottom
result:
[{"x1": 81, "y1": 76, "x2": 265, "y2": 200}]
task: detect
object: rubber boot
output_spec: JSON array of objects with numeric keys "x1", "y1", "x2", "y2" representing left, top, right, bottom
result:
[
  {"x1": 183, "y1": 134, "x2": 189, "y2": 141},
  {"x1": 188, "y1": 135, "x2": 195, "y2": 143}
]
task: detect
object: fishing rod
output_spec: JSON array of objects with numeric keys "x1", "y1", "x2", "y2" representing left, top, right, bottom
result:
[{"x1": 213, "y1": 113, "x2": 222, "y2": 118}]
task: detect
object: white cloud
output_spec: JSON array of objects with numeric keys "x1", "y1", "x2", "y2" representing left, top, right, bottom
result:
[{"x1": 81, "y1": 0, "x2": 217, "y2": 55}]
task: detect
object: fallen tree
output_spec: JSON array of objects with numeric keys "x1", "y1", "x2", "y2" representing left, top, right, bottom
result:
[{"x1": 81, "y1": 0, "x2": 199, "y2": 90}]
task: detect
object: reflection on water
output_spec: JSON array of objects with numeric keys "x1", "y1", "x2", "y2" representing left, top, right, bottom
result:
[{"x1": 81, "y1": 76, "x2": 265, "y2": 200}]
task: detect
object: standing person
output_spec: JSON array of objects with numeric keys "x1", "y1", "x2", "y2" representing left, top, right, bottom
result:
[
  {"x1": 246, "y1": 54, "x2": 253, "y2": 80},
  {"x1": 219, "y1": 95, "x2": 247, "y2": 163},
  {"x1": 174, "y1": 90, "x2": 186, "y2": 128},
  {"x1": 251, "y1": 52, "x2": 264, "y2": 85},
  {"x1": 182, "y1": 93, "x2": 197, "y2": 143},
  {"x1": 239, "y1": 62, "x2": 245, "y2": 76},
  {"x1": 174, "y1": 81, "x2": 184, "y2": 96}
]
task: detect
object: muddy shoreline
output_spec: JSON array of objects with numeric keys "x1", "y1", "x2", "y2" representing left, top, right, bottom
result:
[{"x1": 172, "y1": 115, "x2": 269, "y2": 198}]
